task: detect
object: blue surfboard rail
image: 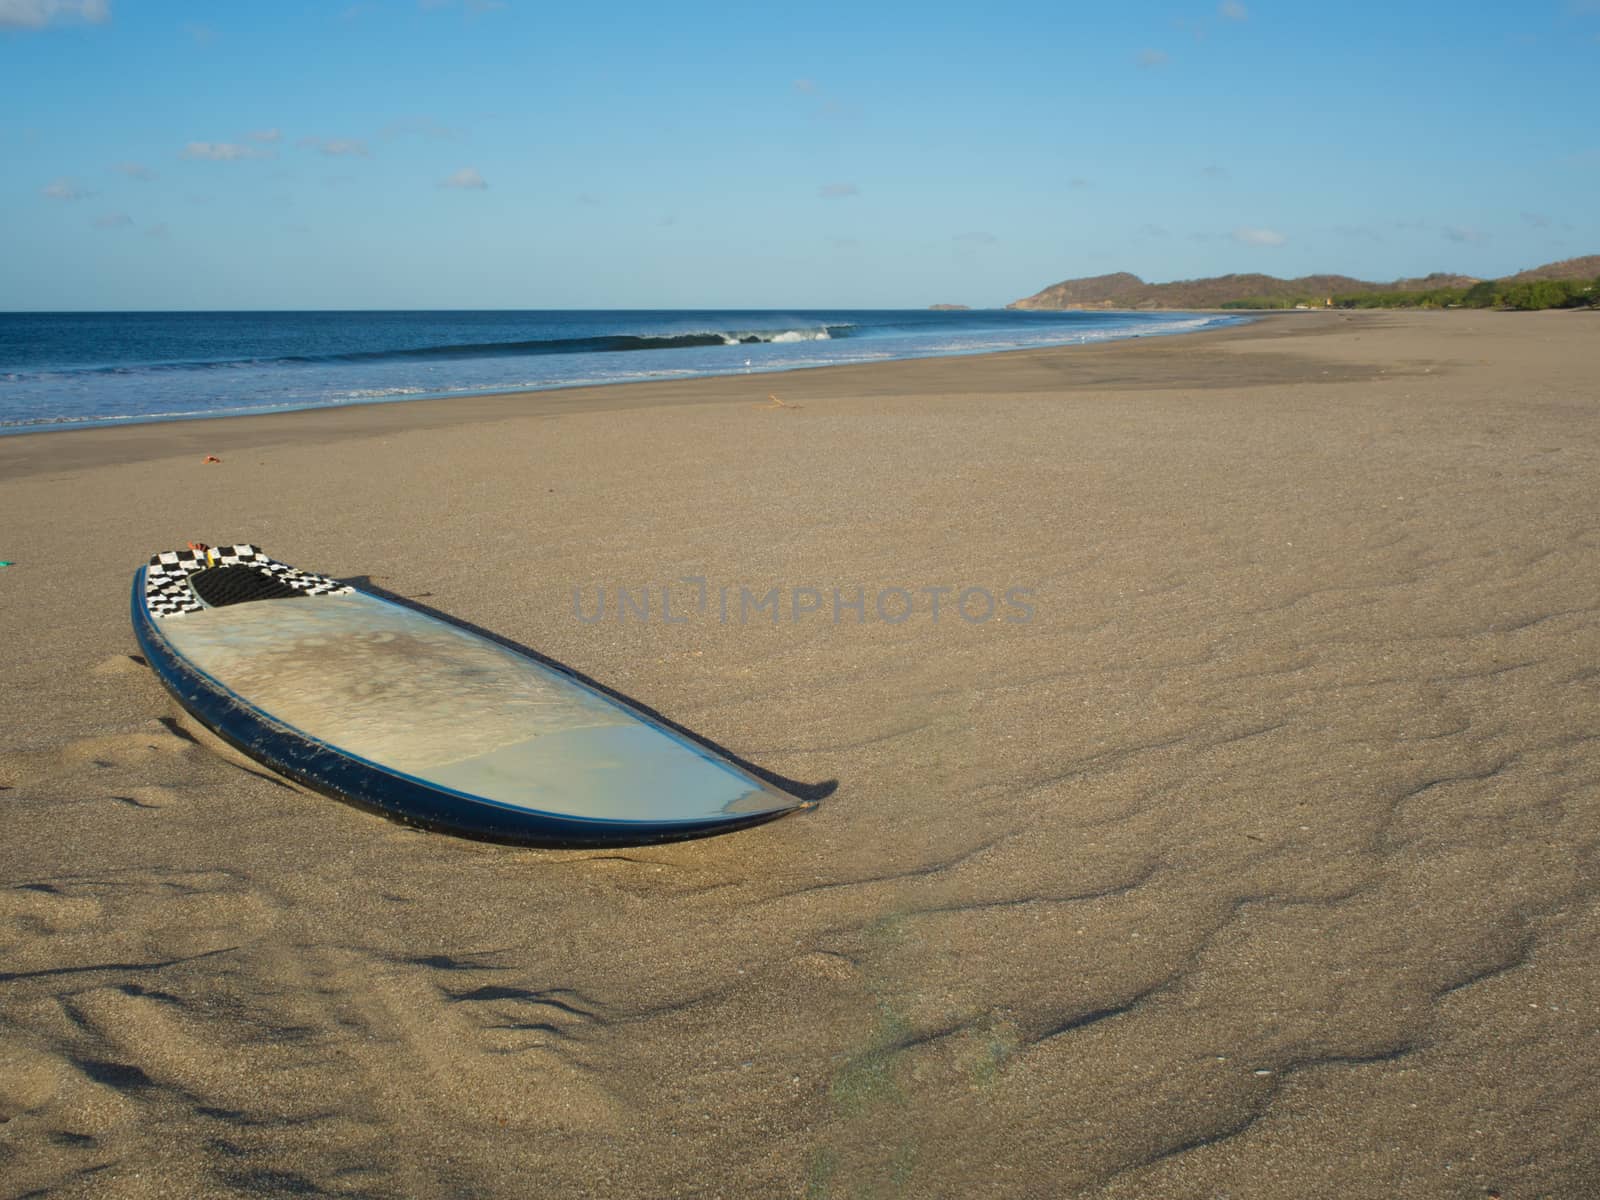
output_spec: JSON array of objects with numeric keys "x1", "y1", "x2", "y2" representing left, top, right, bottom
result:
[{"x1": 131, "y1": 565, "x2": 808, "y2": 847}]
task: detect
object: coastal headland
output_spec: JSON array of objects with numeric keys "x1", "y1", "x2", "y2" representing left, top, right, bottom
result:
[
  {"x1": 1007, "y1": 252, "x2": 1600, "y2": 311},
  {"x1": 3, "y1": 309, "x2": 1598, "y2": 1197}
]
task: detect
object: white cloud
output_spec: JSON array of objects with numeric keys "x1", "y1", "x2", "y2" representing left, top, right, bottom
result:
[
  {"x1": 248, "y1": 128, "x2": 282, "y2": 144},
  {"x1": 0, "y1": 0, "x2": 108, "y2": 30},
  {"x1": 793, "y1": 78, "x2": 818, "y2": 94},
  {"x1": 1139, "y1": 223, "x2": 1170, "y2": 238},
  {"x1": 1136, "y1": 48, "x2": 1170, "y2": 68},
  {"x1": 1219, "y1": 1, "x2": 1248, "y2": 20},
  {"x1": 112, "y1": 161, "x2": 155, "y2": 180},
  {"x1": 300, "y1": 136, "x2": 370, "y2": 157},
  {"x1": 93, "y1": 211, "x2": 131, "y2": 228},
  {"x1": 1443, "y1": 226, "x2": 1489, "y2": 244},
  {"x1": 818, "y1": 182, "x2": 859, "y2": 198},
  {"x1": 1232, "y1": 227, "x2": 1287, "y2": 246},
  {"x1": 441, "y1": 167, "x2": 487, "y2": 189},
  {"x1": 182, "y1": 141, "x2": 271, "y2": 161},
  {"x1": 40, "y1": 178, "x2": 85, "y2": 200}
]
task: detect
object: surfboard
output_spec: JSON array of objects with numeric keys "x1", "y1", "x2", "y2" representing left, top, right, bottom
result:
[{"x1": 130, "y1": 544, "x2": 809, "y2": 846}]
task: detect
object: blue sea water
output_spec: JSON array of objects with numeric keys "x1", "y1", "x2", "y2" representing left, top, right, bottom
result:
[{"x1": 0, "y1": 309, "x2": 1242, "y2": 434}]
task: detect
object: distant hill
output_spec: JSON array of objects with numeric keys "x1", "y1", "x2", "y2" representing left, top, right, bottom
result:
[
  {"x1": 1501, "y1": 255, "x2": 1600, "y2": 284},
  {"x1": 1007, "y1": 256, "x2": 1595, "y2": 310}
]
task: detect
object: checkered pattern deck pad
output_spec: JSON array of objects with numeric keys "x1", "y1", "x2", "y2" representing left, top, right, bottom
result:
[{"x1": 144, "y1": 544, "x2": 353, "y2": 619}]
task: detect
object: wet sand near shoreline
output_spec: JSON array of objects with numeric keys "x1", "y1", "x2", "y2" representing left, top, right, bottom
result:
[{"x1": 3, "y1": 309, "x2": 1598, "y2": 1198}]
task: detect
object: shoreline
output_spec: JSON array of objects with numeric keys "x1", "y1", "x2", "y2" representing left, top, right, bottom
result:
[
  {"x1": 0, "y1": 311, "x2": 1288, "y2": 477},
  {"x1": 0, "y1": 310, "x2": 1235, "y2": 448}
]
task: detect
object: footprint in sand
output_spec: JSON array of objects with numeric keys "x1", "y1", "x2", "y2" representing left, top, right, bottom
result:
[
  {"x1": 90, "y1": 653, "x2": 149, "y2": 678},
  {"x1": 0, "y1": 719, "x2": 207, "y2": 824},
  {"x1": 0, "y1": 1038, "x2": 138, "y2": 1140},
  {"x1": 0, "y1": 883, "x2": 104, "y2": 935},
  {"x1": 0, "y1": 1042, "x2": 73, "y2": 1125},
  {"x1": 105, "y1": 785, "x2": 180, "y2": 810},
  {"x1": 57, "y1": 720, "x2": 201, "y2": 773}
]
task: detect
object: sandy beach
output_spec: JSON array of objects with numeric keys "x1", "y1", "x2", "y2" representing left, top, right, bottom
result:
[{"x1": 3, "y1": 309, "x2": 1598, "y2": 1198}]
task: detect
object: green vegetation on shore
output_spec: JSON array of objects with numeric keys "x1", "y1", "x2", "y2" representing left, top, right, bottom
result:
[
  {"x1": 1011, "y1": 254, "x2": 1600, "y2": 312},
  {"x1": 1220, "y1": 276, "x2": 1599, "y2": 312}
]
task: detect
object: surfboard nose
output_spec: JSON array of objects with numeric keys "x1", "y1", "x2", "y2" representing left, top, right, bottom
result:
[{"x1": 424, "y1": 724, "x2": 799, "y2": 822}]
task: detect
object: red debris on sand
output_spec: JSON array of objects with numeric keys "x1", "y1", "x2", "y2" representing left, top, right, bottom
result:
[{"x1": 202, "y1": 455, "x2": 222, "y2": 463}]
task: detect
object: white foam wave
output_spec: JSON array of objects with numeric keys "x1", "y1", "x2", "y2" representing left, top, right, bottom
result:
[
  {"x1": 718, "y1": 328, "x2": 834, "y2": 345},
  {"x1": 337, "y1": 387, "x2": 429, "y2": 399}
]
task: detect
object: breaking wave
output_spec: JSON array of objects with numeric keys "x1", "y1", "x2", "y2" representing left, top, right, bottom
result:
[{"x1": 15, "y1": 326, "x2": 855, "y2": 381}]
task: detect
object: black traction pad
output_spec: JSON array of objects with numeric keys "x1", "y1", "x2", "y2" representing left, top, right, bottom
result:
[
  {"x1": 143, "y1": 544, "x2": 353, "y2": 619},
  {"x1": 188, "y1": 565, "x2": 312, "y2": 607}
]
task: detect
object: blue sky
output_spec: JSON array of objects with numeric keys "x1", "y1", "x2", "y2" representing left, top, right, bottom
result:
[{"x1": 3, "y1": 0, "x2": 1597, "y2": 309}]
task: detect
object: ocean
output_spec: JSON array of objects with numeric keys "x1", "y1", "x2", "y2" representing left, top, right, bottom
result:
[{"x1": 0, "y1": 308, "x2": 1242, "y2": 434}]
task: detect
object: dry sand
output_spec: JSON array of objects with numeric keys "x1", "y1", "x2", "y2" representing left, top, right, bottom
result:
[{"x1": 2, "y1": 310, "x2": 1598, "y2": 1198}]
